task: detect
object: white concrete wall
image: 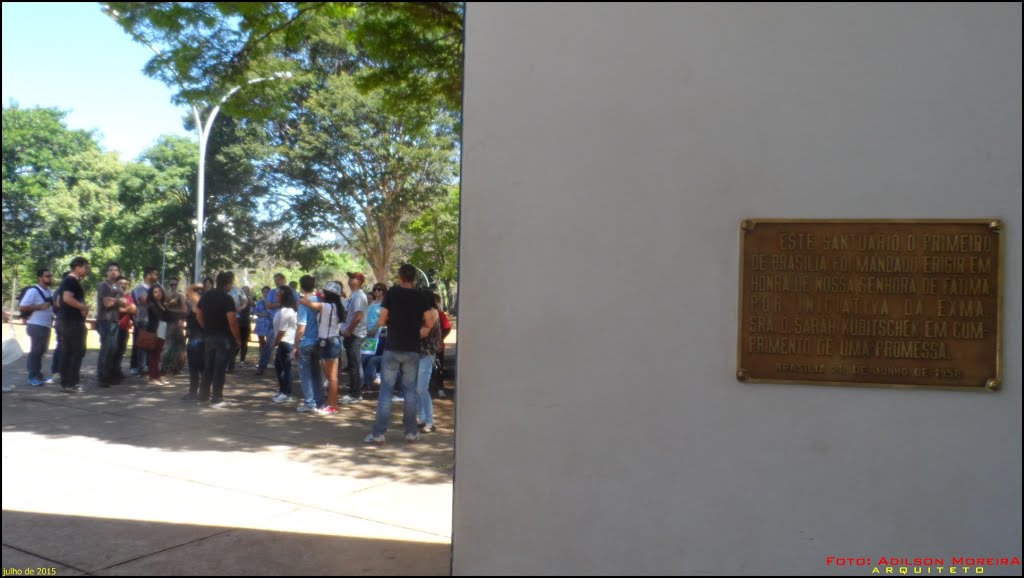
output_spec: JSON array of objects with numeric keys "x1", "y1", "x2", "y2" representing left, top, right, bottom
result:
[{"x1": 455, "y1": 3, "x2": 1022, "y2": 574}]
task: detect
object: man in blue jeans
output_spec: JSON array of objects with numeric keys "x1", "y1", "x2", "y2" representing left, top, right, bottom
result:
[
  {"x1": 293, "y1": 275, "x2": 324, "y2": 412},
  {"x1": 339, "y1": 272, "x2": 368, "y2": 405},
  {"x1": 196, "y1": 271, "x2": 241, "y2": 408},
  {"x1": 365, "y1": 264, "x2": 437, "y2": 445},
  {"x1": 95, "y1": 262, "x2": 124, "y2": 386},
  {"x1": 18, "y1": 268, "x2": 56, "y2": 386}
]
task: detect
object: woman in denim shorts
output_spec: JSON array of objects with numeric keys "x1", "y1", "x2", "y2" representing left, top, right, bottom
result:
[{"x1": 300, "y1": 281, "x2": 345, "y2": 413}]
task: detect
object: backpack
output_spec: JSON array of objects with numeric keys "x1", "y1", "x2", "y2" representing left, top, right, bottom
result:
[{"x1": 18, "y1": 286, "x2": 54, "y2": 313}]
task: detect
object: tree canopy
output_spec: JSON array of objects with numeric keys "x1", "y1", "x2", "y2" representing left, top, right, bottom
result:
[{"x1": 3, "y1": 3, "x2": 464, "y2": 308}]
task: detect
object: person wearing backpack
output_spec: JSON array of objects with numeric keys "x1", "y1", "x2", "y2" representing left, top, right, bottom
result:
[{"x1": 18, "y1": 268, "x2": 57, "y2": 386}]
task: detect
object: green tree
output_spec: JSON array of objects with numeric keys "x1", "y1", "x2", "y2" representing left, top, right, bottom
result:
[
  {"x1": 282, "y1": 73, "x2": 457, "y2": 283},
  {"x1": 104, "y1": 2, "x2": 462, "y2": 114},
  {"x1": 104, "y1": 2, "x2": 465, "y2": 284},
  {"x1": 115, "y1": 135, "x2": 197, "y2": 279},
  {"x1": 401, "y1": 186, "x2": 459, "y2": 304},
  {"x1": 103, "y1": 2, "x2": 345, "y2": 111},
  {"x1": 241, "y1": 248, "x2": 369, "y2": 294},
  {"x1": 197, "y1": 114, "x2": 277, "y2": 273},
  {"x1": 2, "y1": 105, "x2": 121, "y2": 304},
  {"x1": 115, "y1": 118, "x2": 276, "y2": 281},
  {"x1": 352, "y1": 2, "x2": 464, "y2": 114}
]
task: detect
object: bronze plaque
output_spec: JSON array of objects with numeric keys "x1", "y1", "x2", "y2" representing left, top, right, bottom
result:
[{"x1": 738, "y1": 219, "x2": 1003, "y2": 391}]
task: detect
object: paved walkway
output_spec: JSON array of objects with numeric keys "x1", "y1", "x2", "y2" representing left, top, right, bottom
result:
[{"x1": 1, "y1": 324, "x2": 455, "y2": 575}]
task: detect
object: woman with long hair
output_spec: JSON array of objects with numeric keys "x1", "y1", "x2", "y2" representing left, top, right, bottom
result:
[
  {"x1": 145, "y1": 284, "x2": 171, "y2": 386},
  {"x1": 182, "y1": 284, "x2": 205, "y2": 401},
  {"x1": 300, "y1": 280, "x2": 345, "y2": 413},
  {"x1": 237, "y1": 286, "x2": 253, "y2": 365},
  {"x1": 271, "y1": 285, "x2": 298, "y2": 401},
  {"x1": 366, "y1": 283, "x2": 387, "y2": 337},
  {"x1": 416, "y1": 295, "x2": 444, "y2": 433}
]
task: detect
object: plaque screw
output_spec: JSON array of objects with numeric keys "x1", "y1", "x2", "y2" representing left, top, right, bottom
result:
[
  {"x1": 989, "y1": 220, "x2": 1002, "y2": 233},
  {"x1": 985, "y1": 378, "x2": 1001, "y2": 391},
  {"x1": 741, "y1": 220, "x2": 756, "y2": 233},
  {"x1": 737, "y1": 369, "x2": 749, "y2": 382}
]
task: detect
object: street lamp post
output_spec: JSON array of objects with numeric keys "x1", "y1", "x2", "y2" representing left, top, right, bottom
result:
[
  {"x1": 161, "y1": 228, "x2": 177, "y2": 286},
  {"x1": 192, "y1": 72, "x2": 292, "y2": 284},
  {"x1": 103, "y1": 6, "x2": 293, "y2": 285}
]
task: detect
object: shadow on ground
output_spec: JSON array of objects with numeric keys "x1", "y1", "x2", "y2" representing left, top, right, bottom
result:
[
  {"x1": 2, "y1": 510, "x2": 450, "y2": 575},
  {"x1": 2, "y1": 345, "x2": 456, "y2": 484}
]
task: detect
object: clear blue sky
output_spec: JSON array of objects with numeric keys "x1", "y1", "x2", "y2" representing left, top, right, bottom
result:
[{"x1": 2, "y1": 2, "x2": 192, "y2": 160}]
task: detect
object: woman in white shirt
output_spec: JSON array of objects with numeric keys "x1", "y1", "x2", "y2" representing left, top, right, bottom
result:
[
  {"x1": 298, "y1": 280, "x2": 345, "y2": 413},
  {"x1": 271, "y1": 286, "x2": 298, "y2": 403}
]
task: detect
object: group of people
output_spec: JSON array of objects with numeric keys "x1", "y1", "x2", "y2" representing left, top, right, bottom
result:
[
  {"x1": 16, "y1": 257, "x2": 452, "y2": 444},
  {"x1": 247, "y1": 265, "x2": 451, "y2": 442}
]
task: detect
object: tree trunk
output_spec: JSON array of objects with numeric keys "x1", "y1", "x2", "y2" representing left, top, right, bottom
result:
[
  {"x1": 363, "y1": 236, "x2": 391, "y2": 286},
  {"x1": 371, "y1": 262, "x2": 390, "y2": 286},
  {"x1": 10, "y1": 272, "x2": 19, "y2": 317}
]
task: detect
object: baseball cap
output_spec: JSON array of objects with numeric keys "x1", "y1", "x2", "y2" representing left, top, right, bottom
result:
[{"x1": 324, "y1": 281, "x2": 343, "y2": 295}]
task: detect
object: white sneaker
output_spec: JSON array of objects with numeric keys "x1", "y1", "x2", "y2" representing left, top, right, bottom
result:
[
  {"x1": 272, "y1": 393, "x2": 289, "y2": 403},
  {"x1": 340, "y1": 395, "x2": 361, "y2": 405},
  {"x1": 364, "y1": 433, "x2": 386, "y2": 445},
  {"x1": 404, "y1": 433, "x2": 420, "y2": 443},
  {"x1": 392, "y1": 395, "x2": 405, "y2": 403},
  {"x1": 296, "y1": 404, "x2": 315, "y2": 413},
  {"x1": 210, "y1": 400, "x2": 230, "y2": 409}
]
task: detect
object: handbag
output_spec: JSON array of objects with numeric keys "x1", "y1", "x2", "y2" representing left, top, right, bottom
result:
[{"x1": 137, "y1": 329, "x2": 162, "y2": 352}]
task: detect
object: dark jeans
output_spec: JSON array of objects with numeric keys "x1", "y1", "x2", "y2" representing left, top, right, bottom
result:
[
  {"x1": 344, "y1": 335, "x2": 365, "y2": 398},
  {"x1": 238, "y1": 320, "x2": 251, "y2": 362},
  {"x1": 148, "y1": 343, "x2": 165, "y2": 380},
  {"x1": 114, "y1": 326, "x2": 130, "y2": 378},
  {"x1": 257, "y1": 334, "x2": 275, "y2": 371},
  {"x1": 130, "y1": 324, "x2": 139, "y2": 370},
  {"x1": 200, "y1": 335, "x2": 234, "y2": 403},
  {"x1": 187, "y1": 338, "x2": 205, "y2": 395},
  {"x1": 51, "y1": 323, "x2": 62, "y2": 374},
  {"x1": 275, "y1": 342, "x2": 293, "y2": 395},
  {"x1": 25, "y1": 323, "x2": 51, "y2": 381},
  {"x1": 59, "y1": 319, "x2": 86, "y2": 388},
  {"x1": 96, "y1": 320, "x2": 120, "y2": 382}
]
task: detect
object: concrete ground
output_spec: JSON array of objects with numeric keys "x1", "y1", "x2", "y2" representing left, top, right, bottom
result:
[{"x1": 1, "y1": 324, "x2": 455, "y2": 575}]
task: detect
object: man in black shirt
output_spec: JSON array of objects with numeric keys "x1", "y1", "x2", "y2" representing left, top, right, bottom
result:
[
  {"x1": 365, "y1": 264, "x2": 437, "y2": 444},
  {"x1": 59, "y1": 257, "x2": 91, "y2": 392},
  {"x1": 196, "y1": 271, "x2": 241, "y2": 408}
]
